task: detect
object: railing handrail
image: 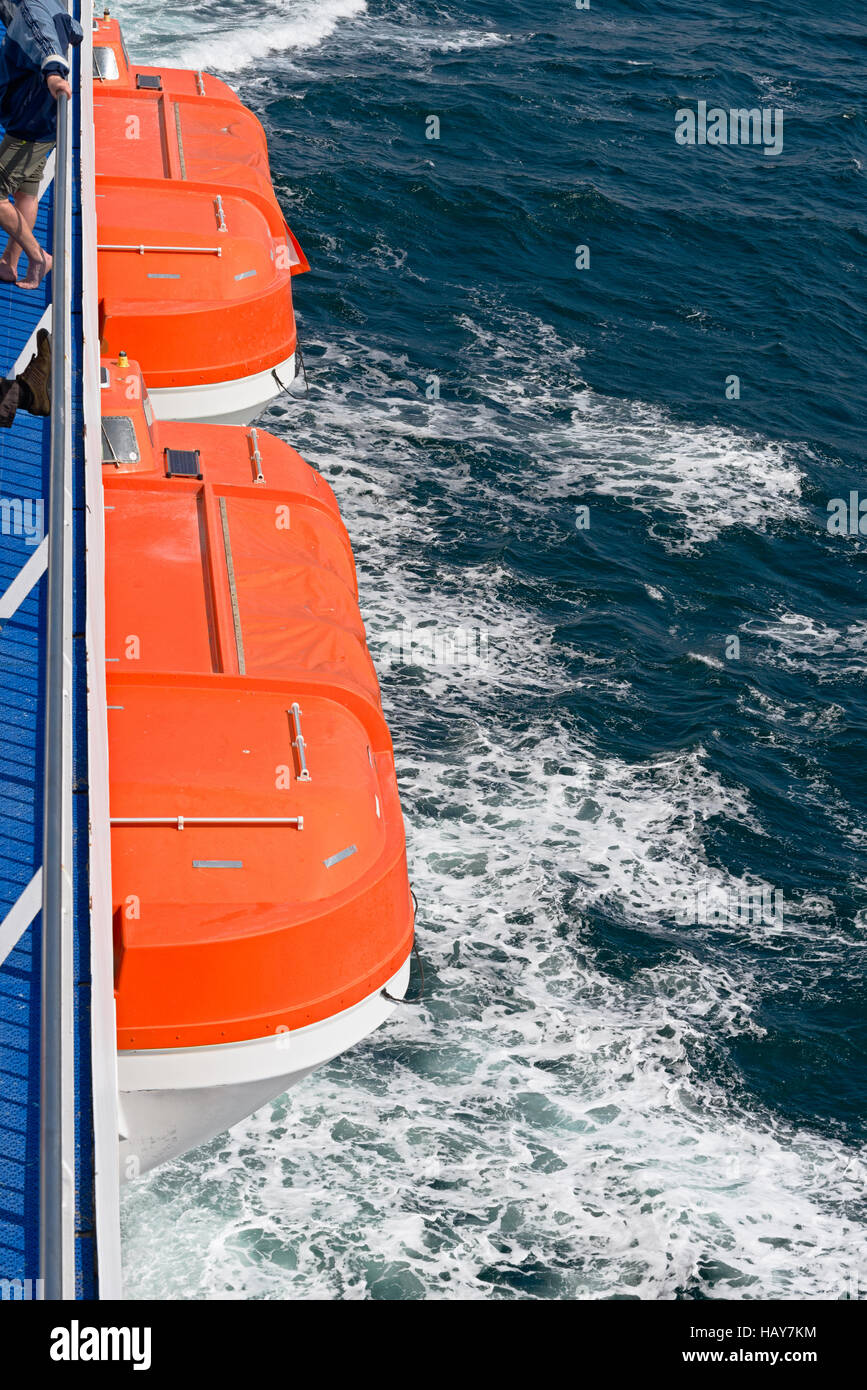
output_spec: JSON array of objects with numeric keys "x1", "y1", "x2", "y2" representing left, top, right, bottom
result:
[{"x1": 39, "y1": 79, "x2": 75, "y2": 1302}]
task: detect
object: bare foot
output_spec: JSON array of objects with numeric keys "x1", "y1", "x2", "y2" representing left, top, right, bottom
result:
[
  {"x1": 0, "y1": 262, "x2": 17, "y2": 283},
  {"x1": 17, "y1": 250, "x2": 51, "y2": 290}
]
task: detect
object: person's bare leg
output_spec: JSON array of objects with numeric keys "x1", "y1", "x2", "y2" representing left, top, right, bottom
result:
[
  {"x1": 0, "y1": 198, "x2": 50, "y2": 289},
  {"x1": 0, "y1": 192, "x2": 38, "y2": 282}
]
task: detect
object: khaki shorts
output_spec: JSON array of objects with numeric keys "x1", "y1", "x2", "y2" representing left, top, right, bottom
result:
[{"x1": 0, "y1": 134, "x2": 54, "y2": 198}]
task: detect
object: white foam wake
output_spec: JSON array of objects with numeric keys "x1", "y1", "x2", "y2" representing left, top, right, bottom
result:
[
  {"x1": 120, "y1": 322, "x2": 864, "y2": 1301},
  {"x1": 742, "y1": 611, "x2": 867, "y2": 679},
  {"x1": 452, "y1": 307, "x2": 805, "y2": 553},
  {"x1": 113, "y1": 0, "x2": 367, "y2": 74}
]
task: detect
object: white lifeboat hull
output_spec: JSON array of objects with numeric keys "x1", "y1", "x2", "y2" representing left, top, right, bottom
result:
[
  {"x1": 146, "y1": 349, "x2": 298, "y2": 426},
  {"x1": 117, "y1": 954, "x2": 411, "y2": 1178}
]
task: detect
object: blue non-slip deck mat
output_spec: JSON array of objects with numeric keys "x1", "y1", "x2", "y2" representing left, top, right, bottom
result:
[{"x1": 0, "y1": 161, "x2": 53, "y2": 1294}]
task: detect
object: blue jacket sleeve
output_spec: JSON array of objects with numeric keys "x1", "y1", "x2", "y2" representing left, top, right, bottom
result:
[{"x1": 4, "y1": 0, "x2": 84, "y2": 80}]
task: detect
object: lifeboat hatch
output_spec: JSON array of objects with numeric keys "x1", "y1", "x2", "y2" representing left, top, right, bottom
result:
[
  {"x1": 136, "y1": 73, "x2": 162, "y2": 90},
  {"x1": 93, "y1": 47, "x2": 120, "y2": 82},
  {"x1": 165, "y1": 448, "x2": 202, "y2": 479},
  {"x1": 102, "y1": 416, "x2": 140, "y2": 466}
]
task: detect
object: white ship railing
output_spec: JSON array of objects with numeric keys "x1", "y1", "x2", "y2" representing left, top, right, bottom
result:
[
  {"x1": 40, "y1": 0, "x2": 123, "y2": 1301},
  {"x1": 39, "y1": 68, "x2": 75, "y2": 1300}
]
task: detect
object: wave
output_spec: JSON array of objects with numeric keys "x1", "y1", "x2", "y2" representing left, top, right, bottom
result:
[
  {"x1": 113, "y1": 0, "x2": 367, "y2": 73},
  {"x1": 454, "y1": 304, "x2": 805, "y2": 554},
  {"x1": 742, "y1": 611, "x2": 867, "y2": 679}
]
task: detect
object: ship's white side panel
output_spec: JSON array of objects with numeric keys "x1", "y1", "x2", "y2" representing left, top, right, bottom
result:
[{"x1": 80, "y1": 0, "x2": 123, "y2": 1299}]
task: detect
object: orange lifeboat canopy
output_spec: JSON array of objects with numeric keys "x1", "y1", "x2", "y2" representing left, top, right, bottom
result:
[{"x1": 93, "y1": 17, "x2": 309, "y2": 270}]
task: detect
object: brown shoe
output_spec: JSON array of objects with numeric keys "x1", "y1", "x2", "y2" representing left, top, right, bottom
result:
[
  {"x1": 16, "y1": 328, "x2": 51, "y2": 415},
  {"x1": 0, "y1": 377, "x2": 20, "y2": 427}
]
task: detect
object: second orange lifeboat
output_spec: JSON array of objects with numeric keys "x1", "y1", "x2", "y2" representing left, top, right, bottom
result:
[{"x1": 101, "y1": 357, "x2": 414, "y2": 1174}]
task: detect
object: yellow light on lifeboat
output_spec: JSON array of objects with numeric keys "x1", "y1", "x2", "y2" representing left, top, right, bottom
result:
[{"x1": 118, "y1": 349, "x2": 129, "y2": 368}]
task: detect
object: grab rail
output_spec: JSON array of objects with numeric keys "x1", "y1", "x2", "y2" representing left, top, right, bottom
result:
[
  {"x1": 249, "y1": 427, "x2": 265, "y2": 485},
  {"x1": 96, "y1": 242, "x2": 223, "y2": 256},
  {"x1": 40, "y1": 81, "x2": 75, "y2": 1300},
  {"x1": 289, "y1": 703, "x2": 312, "y2": 782},
  {"x1": 110, "y1": 816, "x2": 304, "y2": 829}
]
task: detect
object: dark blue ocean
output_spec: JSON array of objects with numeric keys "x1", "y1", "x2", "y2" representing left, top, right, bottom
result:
[{"x1": 116, "y1": 0, "x2": 866, "y2": 1299}]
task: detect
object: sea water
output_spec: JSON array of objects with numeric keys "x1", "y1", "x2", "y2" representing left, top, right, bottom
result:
[{"x1": 115, "y1": 0, "x2": 867, "y2": 1300}]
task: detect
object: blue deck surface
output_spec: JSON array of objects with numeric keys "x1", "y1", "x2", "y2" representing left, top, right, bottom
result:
[
  {"x1": 0, "y1": 166, "x2": 53, "y2": 1297},
  {"x1": 0, "y1": 11, "x2": 94, "y2": 1299}
]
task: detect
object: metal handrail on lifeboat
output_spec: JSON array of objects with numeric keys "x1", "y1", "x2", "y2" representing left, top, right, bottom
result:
[{"x1": 96, "y1": 242, "x2": 223, "y2": 255}]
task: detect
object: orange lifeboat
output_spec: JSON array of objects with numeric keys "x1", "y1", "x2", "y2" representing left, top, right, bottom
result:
[
  {"x1": 101, "y1": 358, "x2": 414, "y2": 1173},
  {"x1": 95, "y1": 15, "x2": 308, "y2": 425}
]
